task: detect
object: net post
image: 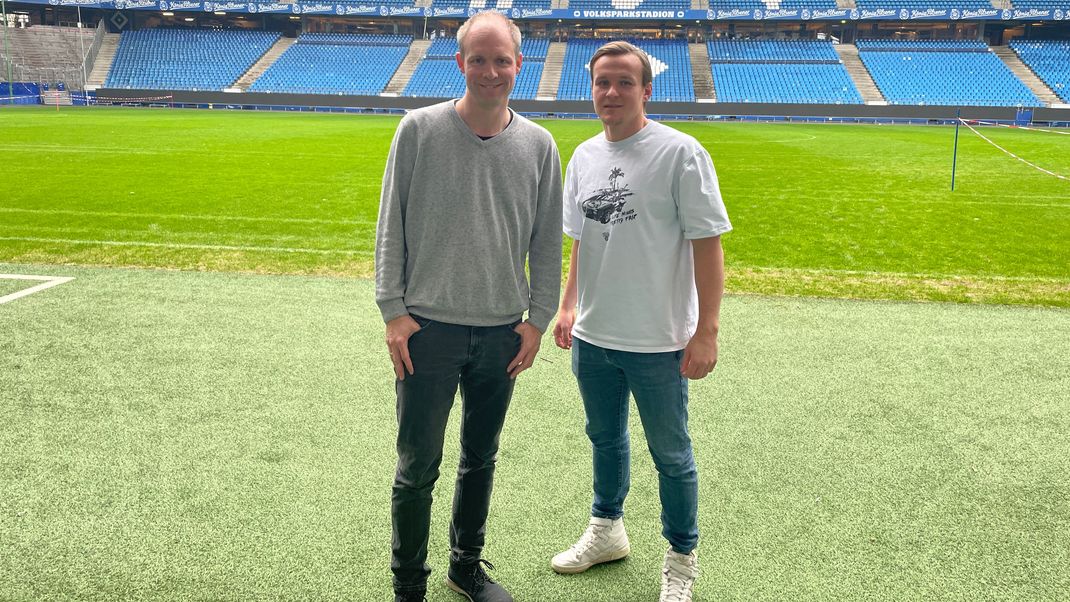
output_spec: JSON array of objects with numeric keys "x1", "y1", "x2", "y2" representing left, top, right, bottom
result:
[{"x1": 951, "y1": 109, "x2": 961, "y2": 192}]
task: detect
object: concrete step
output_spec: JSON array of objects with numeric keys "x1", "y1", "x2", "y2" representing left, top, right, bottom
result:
[
  {"x1": 233, "y1": 36, "x2": 296, "y2": 92},
  {"x1": 86, "y1": 33, "x2": 119, "y2": 89},
  {"x1": 536, "y1": 41, "x2": 566, "y2": 101},
  {"x1": 689, "y1": 42, "x2": 715, "y2": 102},
  {"x1": 41, "y1": 90, "x2": 73, "y2": 106},
  {"x1": 992, "y1": 45, "x2": 1059, "y2": 107},
  {"x1": 383, "y1": 39, "x2": 431, "y2": 96},
  {"x1": 835, "y1": 44, "x2": 885, "y2": 104}
]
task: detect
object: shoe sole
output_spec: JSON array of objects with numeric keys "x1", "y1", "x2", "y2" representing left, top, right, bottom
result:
[
  {"x1": 550, "y1": 545, "x2": 631, "y2": 574},
  {"x1": 445, "y1": 577, "x2": 474, "y2": 601}
]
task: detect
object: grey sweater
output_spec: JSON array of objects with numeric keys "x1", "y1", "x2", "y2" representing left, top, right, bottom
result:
[{"x1": 375, "y1": 101, "x2": 563, "y2": 332}]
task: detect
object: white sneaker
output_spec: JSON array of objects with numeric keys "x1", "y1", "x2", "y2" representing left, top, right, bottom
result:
[
  {"x1": 550, "y1": 517, "x2": 630, "y2": 574},
  {"x1": 660, "y1": 548, "x2": 699, "y2": 602}
]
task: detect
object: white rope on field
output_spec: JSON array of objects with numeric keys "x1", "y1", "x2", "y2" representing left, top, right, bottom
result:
[
  {"x1": 967, "y1": 118, "x2": 1070, "y2": 136},
  {"x1": 959, "y1": 118, "x2": 1070, "y2": 182}
]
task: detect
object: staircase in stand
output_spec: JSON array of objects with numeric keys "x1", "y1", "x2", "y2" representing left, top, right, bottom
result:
[
  {"x1": 233, "y1": 36, "x2": 296, "y2": 92},
  {"x1": 835, "y1": 44, "x2": 886, "y2": 104},
  {"x1": 536, "y1": 41, "x2": 566, "y2": 101},
  {"x1": 689, "y1": 42, "x2": 715, "y2": 102},
  {"x1": 992, "y1": 46, "x2": 1059, "y2": 107},
  {"x1": 383, "y1": 40, "x2": 431, "y2": 96}
]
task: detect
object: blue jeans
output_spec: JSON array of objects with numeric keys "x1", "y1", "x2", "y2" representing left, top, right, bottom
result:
[
  {"x1": 572, "y1": 337, "x2": 699, "y2": 554},
  {"x1": 391, "y1": 316, "x2": 521, "y2": 594}
]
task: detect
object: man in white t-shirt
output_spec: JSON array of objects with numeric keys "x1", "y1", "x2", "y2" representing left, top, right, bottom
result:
[{"x1": 550, "y1": 41, "x2": 732, "y2": 602}]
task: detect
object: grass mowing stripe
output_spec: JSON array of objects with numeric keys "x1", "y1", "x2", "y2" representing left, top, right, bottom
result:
[
  {"x1": 0, "y1": 207, "x2": 378, "y2": 226},
  {"x1": 3, "y1": 108, "x2": 1068, "y2": 305},
  {"x1": 0, "y1": 237, "x2": 370, "y2": 255}
]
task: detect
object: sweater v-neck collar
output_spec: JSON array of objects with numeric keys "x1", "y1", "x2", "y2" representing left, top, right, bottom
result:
[{"x1": 448, "y1": 100, "x2": 516, "y2": 147}]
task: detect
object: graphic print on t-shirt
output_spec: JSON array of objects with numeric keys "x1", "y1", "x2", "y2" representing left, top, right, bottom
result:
[{"x1": 580, "y1": 167, "x2": 638, "y2": 232}]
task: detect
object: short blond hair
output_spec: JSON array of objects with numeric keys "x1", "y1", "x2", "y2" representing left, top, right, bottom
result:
[
  {"x1": 456, "y1": 11, "x2": 522, "y2": 58},
  {"x1": 589, "y1": 41, "x2": 652, "y2": 87}
]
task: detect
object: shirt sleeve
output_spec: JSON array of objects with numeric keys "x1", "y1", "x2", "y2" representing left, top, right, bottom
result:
[
  {"x1": 562, "y1": 153, "x2": 584, "y2": 241},
  {"x1": 674, "y1": 145, "x2": 732, "y2": 240},
  {"x1": 374, "y1": 116, "x2": 415, "y2": 324}
]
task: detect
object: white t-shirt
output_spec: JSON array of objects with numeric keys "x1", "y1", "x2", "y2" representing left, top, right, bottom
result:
[{"x1": 563, "y1": 120, "x2": 732, "y2": 353}]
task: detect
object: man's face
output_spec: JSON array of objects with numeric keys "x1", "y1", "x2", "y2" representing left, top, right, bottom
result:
[
  {"x1": 456, "y1": 22, "x2": 521, "y2": 105},
  {"x1": 591, "y1": 53, "x2": 652, "y2": 131}
]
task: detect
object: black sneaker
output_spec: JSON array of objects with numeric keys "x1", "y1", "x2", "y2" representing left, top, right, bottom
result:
[
  {"x1": 394, "y1": 591, "x2": 427, "y2": 602},
  {"x1": 445, "y1": 559, "x2": 513, "y2": 602}
]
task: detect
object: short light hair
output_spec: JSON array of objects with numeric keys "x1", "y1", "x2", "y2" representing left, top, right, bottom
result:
[
  {"x1": 589, "y1": 41, "x2": 652, "y2": 87},
  {"x1": 456, "y1": 11, "x2": 522, "y2": 58}
]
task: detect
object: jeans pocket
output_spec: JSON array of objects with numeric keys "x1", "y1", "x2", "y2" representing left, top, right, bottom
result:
[{"x1": 410, "y1": 314, "x2": 434, "y2": 330}]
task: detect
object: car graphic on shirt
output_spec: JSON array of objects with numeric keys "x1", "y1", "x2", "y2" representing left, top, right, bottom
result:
[{"x1": 581, "y1": 167, "x2": 633, "y2": 224}]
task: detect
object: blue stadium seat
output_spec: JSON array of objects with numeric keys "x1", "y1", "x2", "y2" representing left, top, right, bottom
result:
[
  {"x1": 250, "y1": 34, "x2": 411, "y2": 95},
  {"x1": 1010, "y1": 40, "x2": 1070, "y2": 103},
  {"x1": 557, "y1": 38, "x2": 695, "y2": 102},
  {"x1": 403, "y1": 36, "x2": 548, "y2": 100},
  {"x1": 857, "y1": 39, "x2": 1041, "y2": 107},
  {"x1": 106, "y1": 29, "x2": 280, "y2": 91},
  {"x1": 707, "y1": 39, "x2": 862, "y2": 104},
  {"x1": 567, "y1": 0, "x2": 690, "y2": 10}
]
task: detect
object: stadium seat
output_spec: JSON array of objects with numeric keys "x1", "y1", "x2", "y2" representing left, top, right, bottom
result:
[
  {"x1": 857, "y1": 39, "x2": 1041, "y2": 107},
  {"x1": 106, "y1": 29, "x2": 279, "y2": 92},
  {"x1": 707, "y1": 39, "x2": 863, "y2": 104},
  {"x1": 557, "y1": 38, "x2": 695, "y2": 102}
]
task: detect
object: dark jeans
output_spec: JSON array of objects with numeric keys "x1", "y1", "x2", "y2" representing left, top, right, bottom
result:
[{"x1": 391, "y1": 315, "x2": 521, "y2": 594}]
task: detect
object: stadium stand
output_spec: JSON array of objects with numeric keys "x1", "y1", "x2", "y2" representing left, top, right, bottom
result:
[
  {"x1": 249, "y1": 34, "x2": 410, "y2": 95},
  {"x1": 505, "y1": 0, "x2": 554, "y2": 7},
  {"x1": 402, "y1": 37, "x2": 549, "y2": 100},
  {"x1": 557, "y1": 38, "x2": 695, "y2": 102},
  {"x1": 0, "y1": 25, "x2": 97, "y2": 89},
  {"x1": 1009, "y1": 0, "x2": 1069, "y2": 7},
  {"x1": 708, "y1": 40, "x2": 863, "y2": 104},
  {"x1": 429, "y1": 0, "x2": 477, "y2": 9},
  {"x1": 857, "y1": 39, "x2": 1041, "y2": 107},
  {"x1": 1010, "y1": 40, "x2": 1070, "y2": 104},
  {"x1": 707, "y1": 0, "x2": 765, "y2": 9},
  {"x1": 854, "y1": 0, "x2": 993, "y2": 8},
  {"x1": 106, "y1": 29, "x2": 279, "y2": 91},
  {"x1": 775, "y1": 0, "x2": 841, "y2": 8},
  {"x1": 566, "y1": 0, "x2": 691, "y2": 9}
]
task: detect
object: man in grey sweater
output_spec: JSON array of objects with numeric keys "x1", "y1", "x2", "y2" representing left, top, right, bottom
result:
[{"x1": 374, "y1": 12, "x2": 562, "y2": 602}]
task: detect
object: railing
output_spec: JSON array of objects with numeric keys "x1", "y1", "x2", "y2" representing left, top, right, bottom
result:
[{"x1": 82, "y1": 20, "x2": 106, "y2": 87}]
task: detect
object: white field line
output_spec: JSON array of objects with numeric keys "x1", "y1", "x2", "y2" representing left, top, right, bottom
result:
[
  {"x1": 967, "y1": 120, "x2": 1070, "y2": 136},
  {"x1": 735, "y1": 265, "x2": 1070, "y2": 284},
  {"x1": 0, "y1": 207, "x2": 375, "y2": 226},
  {"x1": 0, "y1": 274, "x2": 75, "y2": 305},
  {"x1": 0, "y1": 236, "x2": 369, "y2": 255},
  {"x1": 959, "y1": 119, "x2": 1070, "y2": 182}
]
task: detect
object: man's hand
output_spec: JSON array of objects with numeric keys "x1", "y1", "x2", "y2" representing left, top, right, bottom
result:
[
  {"x1": 508, "y1": 321, "x2": 543, "y2": 379},
  {"x1": 385, "y1": 315, "x2": 421, "y2": 381},
  {"x1": 553, "y1": 308, "x2": 575, "y2": 350},
  {"x1": 680, "y1": 330, "x2": 718, "y2": 380}
]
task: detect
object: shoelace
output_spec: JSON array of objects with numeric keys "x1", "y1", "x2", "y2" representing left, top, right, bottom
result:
[
  {"x1": 663, "y1": 568, "x2": 691, "y2": 595},
  {"x1": 662, "y1": 560, "x2": 697, "y2": 600},
  {"x1": 571, "y1": 523, "x2": 608, "y2": 555},
  {"x1": 467, "y1": 558, "x2": 496, "y2": 591}
]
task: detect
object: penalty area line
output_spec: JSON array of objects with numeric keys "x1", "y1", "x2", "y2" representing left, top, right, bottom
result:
[{"x1": 0, "y1": 274, "x2": 75, "y2": 305}]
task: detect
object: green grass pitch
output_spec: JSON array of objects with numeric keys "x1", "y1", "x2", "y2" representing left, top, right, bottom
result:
[
  {"x1": 1, "y1": 107, "x2": 1069, "y2": 600},
  {"x1": 1, "y1": 265, "x2": 1067, "y2": 601},
  {"x1": 0, "y1": 106, "x2": 1067, "y2": 306}
]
